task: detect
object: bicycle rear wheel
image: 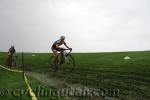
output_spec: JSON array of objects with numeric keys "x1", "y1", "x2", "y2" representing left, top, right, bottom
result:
[
  {"x1": 49, "y1": 55, "x2": 61, "y2": 72},
  {"x1": 49, "y1": 56, "x2": 55, "y2": 71}
]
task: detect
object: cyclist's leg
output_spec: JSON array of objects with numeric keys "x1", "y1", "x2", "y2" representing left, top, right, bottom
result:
[
  {"x1": 12, "y1": 56, "x2": 16, "y2": 69},
  {"x1": 8, "y1": 56, "x2": 12, "y2": 69},
  {"x1": 52, "y1": 49, "x2": 59, "y2": 71},
  {"x1": 52, "y1": 49, "x2": 59, "y2": 64}
]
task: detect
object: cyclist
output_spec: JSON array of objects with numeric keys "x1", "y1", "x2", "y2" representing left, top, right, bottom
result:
[
  {"x1": 8, "y1": 45, "x2": 16, "y2": 68},
  {"x1": 51, "y1": 36, "x2": 72, "y2": 65}
]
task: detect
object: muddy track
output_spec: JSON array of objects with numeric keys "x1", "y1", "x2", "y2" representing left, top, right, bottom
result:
[{"x1": 26, "y1": 71, "x2": 119, "y2": 100}]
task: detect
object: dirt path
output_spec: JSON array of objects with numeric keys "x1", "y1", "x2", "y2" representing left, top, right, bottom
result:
[
  {"x1": 26, "y1": 71, "x2": 73, "y2": 88},
  {"x1": 26, "y1": 71, "x2": 119, "y2": 100},
  {"x1": 26, "y1": 71, "x2": 85, "y2": 100}
]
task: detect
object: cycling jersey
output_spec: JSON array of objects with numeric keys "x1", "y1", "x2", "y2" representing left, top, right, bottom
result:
[
  {"x1": 51, "y1": 40, "x2": 66, "y2": 51},
  {"x1": 8, "y1": 48, "x2": 15, "y2": 56}
]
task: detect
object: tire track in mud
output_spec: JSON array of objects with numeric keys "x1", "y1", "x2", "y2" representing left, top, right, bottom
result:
[{"x1": 26, "y1": 71, "x2": 120, "y2": 100}]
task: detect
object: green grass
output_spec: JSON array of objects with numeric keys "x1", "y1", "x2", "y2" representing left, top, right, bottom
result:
[
  {"x1": 0, "y1": 51, "x2": 150, "y2": 100},
  {"x1": 0, "y1": 66, "x2": 64, "y2": 100},
  {"x1": 0, "y1": 67, "x2": 30, "y2": 100}
]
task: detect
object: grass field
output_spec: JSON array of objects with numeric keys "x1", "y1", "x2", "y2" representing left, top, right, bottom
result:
[
  {"x1": 0, "y1": 51, "x2": 150, "y2": 100},
  {"x1": 0, "y1": 67, "x2": 65, "y2": 100}
]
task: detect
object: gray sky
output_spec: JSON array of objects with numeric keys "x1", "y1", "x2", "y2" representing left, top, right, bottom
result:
[{"x1": 0, "y1": 0, "x2": 150, "y2": 52}]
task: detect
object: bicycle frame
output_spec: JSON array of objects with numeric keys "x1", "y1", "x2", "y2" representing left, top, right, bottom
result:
[{"x1": 59, "y1": 49, "x2": 72, "y2": 64}]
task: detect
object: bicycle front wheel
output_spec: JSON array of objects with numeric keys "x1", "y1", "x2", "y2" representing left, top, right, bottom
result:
[{"x1": 61, "y1": 54, "x2": 75, "y2": 72}]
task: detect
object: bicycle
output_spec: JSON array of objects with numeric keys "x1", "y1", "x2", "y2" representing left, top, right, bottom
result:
[
  {"x1": 49, "y1": 48, "x2": 75, "y2": 72},
  {"x1": 7, "y1": 55, "x2": 17, "y2": 69}
]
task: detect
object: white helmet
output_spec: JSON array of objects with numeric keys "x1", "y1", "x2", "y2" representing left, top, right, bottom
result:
[{"x1": 60, "y1": 35, "x2": 65, "y2": 40}]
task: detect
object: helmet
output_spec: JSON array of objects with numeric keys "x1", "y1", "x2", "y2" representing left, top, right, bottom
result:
[
  {"x1": 60, "y1": 35, "x2": 65, "y2": 40},
  {"x1": 11, "y1": 45, "x2": 14, "y2": 48}
]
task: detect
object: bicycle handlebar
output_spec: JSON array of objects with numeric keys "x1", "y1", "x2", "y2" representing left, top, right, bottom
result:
[{"x1": 62, "y1": 48, "x2": 72, "y2": 53}]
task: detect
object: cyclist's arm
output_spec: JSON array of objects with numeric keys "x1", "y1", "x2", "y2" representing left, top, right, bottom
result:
[
  {"x1": 13, "y1": 49, "x2": 16, "y2": 55},
  {"x1": 8, "y1": 48, "x2": 11, "y2": 55},
  {"x1": 64, "y1": 42, "x2": 70, "y2": 49}
]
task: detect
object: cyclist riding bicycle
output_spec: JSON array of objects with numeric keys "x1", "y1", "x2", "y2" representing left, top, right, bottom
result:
[
  {"x1": 8, "y1": 45, "x2": 16, "y2": 68},
  {"x1": 51, "y1": 36, "x2": 72, "y2": 64}
]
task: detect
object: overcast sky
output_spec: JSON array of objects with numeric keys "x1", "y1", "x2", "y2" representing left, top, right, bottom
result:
[{"x1": 0, "y1": 0, "x2": 150, "y2": 52}]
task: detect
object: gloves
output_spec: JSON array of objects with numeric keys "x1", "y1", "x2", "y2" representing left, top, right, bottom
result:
[
  {"x1": 69, "y1": 48, "x2": 72, "y2": 51},
  {"x1": 60, "y1": 48, "x2": 64, "y2": 51}
]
